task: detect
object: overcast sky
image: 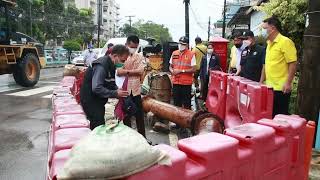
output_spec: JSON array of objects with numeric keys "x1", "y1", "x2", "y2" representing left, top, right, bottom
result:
[{"x1": 116, "y1": 0, "x2": 226, "y2": 45}]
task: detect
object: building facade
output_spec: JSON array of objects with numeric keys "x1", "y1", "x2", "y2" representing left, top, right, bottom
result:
[{"x1": 64, "y1": 0, "x2": 120, "y2": 41}]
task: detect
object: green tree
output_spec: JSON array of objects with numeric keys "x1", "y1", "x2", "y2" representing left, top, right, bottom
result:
[
  {"x1": 63, "y1": 40, "x2": 81, "y2": 63},
  {"x1": 257, "y1": 0, "x2": 308, "y2": 55},
  {"x1": 14, "y1": 0, "x2": 94, "y2": 45},
  {"x1": 120, "y1": 20, "x2": 172, "y2": 43}
]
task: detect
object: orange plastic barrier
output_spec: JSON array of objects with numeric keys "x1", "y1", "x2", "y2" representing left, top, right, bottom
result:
[
  {"x1": 304, "y1": 121, "x2": 316, "y2": 180},
  {"x1": 224, "y1": 76, "x2": 273, "y2": 128},
  {"x1": 206, "y1": 71, "x2": 228, "y2": 120}
]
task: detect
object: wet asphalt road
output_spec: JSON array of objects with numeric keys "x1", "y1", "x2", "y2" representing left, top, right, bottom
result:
[
  {"x1": 0, "y1": 67, "x2": 63, "y2": 180},
  {"x1": 0, "y1": 67, "x2": 174, "y2": 180}
]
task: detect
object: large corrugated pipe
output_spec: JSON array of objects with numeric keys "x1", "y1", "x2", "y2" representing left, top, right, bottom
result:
[{"x1": 142, "y1": 96, "x2": 224, "y2": 135}]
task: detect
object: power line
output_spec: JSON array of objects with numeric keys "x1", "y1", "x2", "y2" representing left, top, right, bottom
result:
[
  {"x1": 125, "y1": 15, "x2": 135, "y2": 29},
  {"x1": 189, "y1": 5, "x2": 207, "y2": 31}
]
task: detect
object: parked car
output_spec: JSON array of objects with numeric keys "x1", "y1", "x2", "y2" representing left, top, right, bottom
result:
[
  {"x1": 72, "y1": 48, "x2": 102, "y2": 66},
  {"x1": 100, "y1": 38, "x2": 148, "y2": 57}
]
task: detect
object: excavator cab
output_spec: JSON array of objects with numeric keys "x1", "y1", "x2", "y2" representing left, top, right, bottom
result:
[{"x1": 0, "y1": 0, "x2": 12, "y2": 44}]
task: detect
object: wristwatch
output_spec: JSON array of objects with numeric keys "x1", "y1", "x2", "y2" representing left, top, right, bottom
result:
[{"x1": 182, "y1": 70, "x2": 185, "y2": 73}]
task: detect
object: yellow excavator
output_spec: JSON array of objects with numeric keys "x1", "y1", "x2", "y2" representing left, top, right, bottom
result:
[{"x1": 0, "y1": 0, "x2": 46, "y2": 87}]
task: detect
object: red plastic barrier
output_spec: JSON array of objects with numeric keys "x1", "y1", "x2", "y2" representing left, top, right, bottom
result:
[
  {"x1": 224, "y1": 76, "x2": 273, "y2": 128},
  {"x1": 59, "y1": 76, "x2": 76, "y2": 88},
  {"x1": 70, "y1": 68, "x2": 86, "y2": 103},
  {"x1": 52, "y1": 128, "x2": 90, "y2": 152},
  {"x1": 48, "y1": 127, "x2": 90, "y2": 168},
  {"x1": 206, "y1": 71, "x2": 228, "y2": 120},
  {"x1": 48, "y1": 149, "x2": 71, "y2": 180},
  {"x1": 52, "y1": 96, "x2": 78, "y2": 108},
  {"x1": 224, "y1": 76, "x2": 244, "y2": 128},
  {"x1": 128, "y1": 144, "x2": 189, "y2": 180},
  {"x1": 129, "y1": 115, "x2": 307, "y2": 180},
  {"x1": 52, "y1": 114, "x2": 90, "y2": 131},
  {"x1": 53, "y1": 104, "x2": 84, "y2": 116}
]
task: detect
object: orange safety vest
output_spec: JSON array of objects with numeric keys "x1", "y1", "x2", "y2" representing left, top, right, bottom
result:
[{"x1": 171, "y1": 50, "x2": 194, "y2": 85}]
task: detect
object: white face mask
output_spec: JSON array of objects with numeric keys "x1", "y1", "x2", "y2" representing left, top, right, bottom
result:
[
  {"x1": 243, "y1": 40, "x2": 252, "y2": 47},
  {"x1": 128, "y1": 47, "x2": 137, "y2": 54},
  {"x1": 261, "y1": 28, "x2": 268, "y2": 38},
  {"x1": 207, "y1": 48, "x2": 213, "y2": 54},
  {"x1": 178, "y1": 44, "x2": 186, "y2": 51}
]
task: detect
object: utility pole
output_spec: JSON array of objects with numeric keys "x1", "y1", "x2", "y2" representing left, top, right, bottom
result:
[
  {"x1": 29, "y1": 0, "x2": 32, "y2": 37},
  {"x1": 208, "y1": 16, "x2": 211, "y2": 42},
  {"x1": 125, "y1": 15, "x2": 135, "y2": 33},
  {"x1": 297, "y1": 0, "x2": 320, "y2": 123},
  {"x1": 184, "y1": 0, "x2": 190, "y2": 41},
  {"x1": 222, "y1": 0, "x2": 227, "y2": 38},
  {"x1": 97, "y1": 0, "x2": 102, "y2": 48}
]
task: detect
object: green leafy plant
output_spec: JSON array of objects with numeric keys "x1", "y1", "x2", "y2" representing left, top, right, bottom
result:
[
  {"x1": 257, "y1": 0, "x2": 308, "y2": 55},
  {"x1": 63, "y1": 40, "x2": 81, "y2": 63}
]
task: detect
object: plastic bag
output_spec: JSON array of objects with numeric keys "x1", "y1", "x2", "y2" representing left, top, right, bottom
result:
[{"x1": 57, "y1": 121, "x2": 171, "y2": 180}]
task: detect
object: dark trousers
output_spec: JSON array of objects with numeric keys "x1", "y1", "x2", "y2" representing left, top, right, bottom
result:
[
  {"x1": 200, "y1": 75, "x2": 209, "y2": 100},
  {"x1": 81, "y1": 101, "x2": 105, "y2": 130},
  {"x1": 173, "y1": 84, "x2": 192, "y2": 109},
  {"x1": 123, "y1": 95, "x2": 146, "y2": 137},
  {"x1": 193, "y1": 70, "x2": 200, "y2": 88},
  {"x1": 273, "y1": 91, "x2": 291, "y2": 117}
]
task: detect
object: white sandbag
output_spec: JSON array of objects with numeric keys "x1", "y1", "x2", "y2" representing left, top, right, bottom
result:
[
  {"x1": 58, "y1": 121, "x2": 171, "y2": 180},
  {"x1": 63, "y1": 64, "x2": 80, "y2": 77}
]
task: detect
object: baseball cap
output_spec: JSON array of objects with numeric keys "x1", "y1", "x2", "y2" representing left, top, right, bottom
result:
[
  {"x1": 240, "y1": 31, "x2": 255, "y2": 39},
  {"x1": 179, "y1": 36, "x2": 189, "y2": 45}
]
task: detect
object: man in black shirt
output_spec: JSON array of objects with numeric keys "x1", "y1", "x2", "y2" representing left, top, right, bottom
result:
[
  {"x1": 80, "y1": 45, "x2": 130, "y2": 130},
  {"x1": 239, "y1": 31, "x2": 266, "y2": 82}
]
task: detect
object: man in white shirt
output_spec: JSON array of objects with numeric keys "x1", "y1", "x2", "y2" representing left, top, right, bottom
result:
[{"x1": 84, "y1": 45, "x2": 97, "y2": 67}]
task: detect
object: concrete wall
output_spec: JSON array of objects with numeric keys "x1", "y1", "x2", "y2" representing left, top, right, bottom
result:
[{"x1": 250, "y1": 10, "x2": 267, "y2": 36}]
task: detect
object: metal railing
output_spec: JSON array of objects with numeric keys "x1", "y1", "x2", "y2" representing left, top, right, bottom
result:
[{"x1": 44, "y1": 49, "x2": 82, "y2": 66}]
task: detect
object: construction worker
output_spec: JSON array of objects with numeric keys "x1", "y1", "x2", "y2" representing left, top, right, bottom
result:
[
  {"x1": 192, "y1": 37, "x2": 207, "y2": 92},
  {"x1": 169, "y1": 36, "x2": 196, "y2": 133},
  {"x1": 170, "y1": 36, "x2": 196, "y2": 109}
]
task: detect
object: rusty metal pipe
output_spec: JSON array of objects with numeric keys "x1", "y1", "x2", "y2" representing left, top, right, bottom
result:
[{"x1": 142, "y1": 96, "x2": 224, "y2": 135}]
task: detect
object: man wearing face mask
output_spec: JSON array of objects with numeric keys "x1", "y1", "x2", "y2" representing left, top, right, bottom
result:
[
  {"x1": 169, "y1": 36, "x2": 196, "y2": 110},
  {"x1": 117, "y1": 35, "x2": 147, "y2": 137},
  {"x1": 192, "y1": 37, "x2": 207, "y2": 92},
  {"x1": 84, "y1": 44, "x2": 98, "y2": 67},
  {"x1": 239, "y1": 31, "x2": 266, "y2": 82},
  {"x1": 199, "y1": 43, "x2": 221, "y2": 100},
  {"x1": 230, "y1": 31, "x2": 249, "y2": 75},
  {"x1": 260, "y1": 16, "x2": 297, "y2": 117},
  {"x1": 80, "y1": 45, "x2": 130, "y2": 130}
]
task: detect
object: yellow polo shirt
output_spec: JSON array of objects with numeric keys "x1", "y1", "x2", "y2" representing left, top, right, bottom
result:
[
  {"x1": 229, "y1": 45, "x2": 237, "y2": 68},
  {"x1": 265, "y1": 33, "x2": 297, "y2": 91},
  {"x1": 192, "y1": 44, "x2": 207, "y2": 70}
]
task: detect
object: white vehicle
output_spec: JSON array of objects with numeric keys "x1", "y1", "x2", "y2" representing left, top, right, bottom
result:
[
  {"x1": 72, "y1": 48, "x2": 102, "y2": 66},
  {"x1": 100, "y1": 38, "x2": 148, "y2": 57}
]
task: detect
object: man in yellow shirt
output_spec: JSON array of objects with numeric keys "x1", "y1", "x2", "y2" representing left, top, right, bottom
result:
[
  {"x1": 192, "y1": 37, "x2": 207, "y2": 92},
  {"x1": 229, "y1": 45, "x2": 237, "y2": 73},
  {"x1": 260, "y1": 16, "x2": 297, "y2": 117}
]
